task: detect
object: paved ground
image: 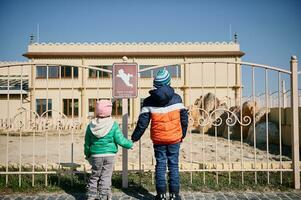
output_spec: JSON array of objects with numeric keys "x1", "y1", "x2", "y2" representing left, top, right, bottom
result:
[{"x1": 1, "y1": 191, "x2": 301, "y2": 200}]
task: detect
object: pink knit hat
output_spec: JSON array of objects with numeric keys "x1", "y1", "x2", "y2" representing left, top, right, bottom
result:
[{"x1": 95, "y1": 100, "x2": 112, "y2": 117}]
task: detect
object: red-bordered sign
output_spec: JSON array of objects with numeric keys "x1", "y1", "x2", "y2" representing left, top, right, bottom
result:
[{"x1": 112, "y1": 63, "x2": 138, "y2": 98}]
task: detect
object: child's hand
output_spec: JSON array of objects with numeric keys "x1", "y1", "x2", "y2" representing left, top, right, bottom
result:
[{"x1": 130, "y1": 142, "x2": 135, "y2": 150}]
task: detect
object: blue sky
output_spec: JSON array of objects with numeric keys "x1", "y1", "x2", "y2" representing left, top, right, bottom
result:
[{"x1": 0, "y1": 0, "x2": 300, "y2": 95}]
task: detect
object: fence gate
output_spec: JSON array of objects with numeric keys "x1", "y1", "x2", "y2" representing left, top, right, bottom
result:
[{"x1": 0, "y1": 56, "x2": 300, "y2": 189}]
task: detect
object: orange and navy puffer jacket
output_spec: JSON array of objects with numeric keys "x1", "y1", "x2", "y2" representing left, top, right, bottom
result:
[{"x1": 131, "y1": 85, "x2": 188, "y2": 145}]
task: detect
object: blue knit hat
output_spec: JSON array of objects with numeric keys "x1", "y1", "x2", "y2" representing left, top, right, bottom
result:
[{"x1": 153, "y1": 69, "x2": 171, "y2": 88}]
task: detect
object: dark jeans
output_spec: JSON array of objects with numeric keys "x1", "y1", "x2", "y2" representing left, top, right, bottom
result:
[{"x1": 153, "y1": 142, "x2": 180, "y2": 194}]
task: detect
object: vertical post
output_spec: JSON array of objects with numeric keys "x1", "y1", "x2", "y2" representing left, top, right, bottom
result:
[
  {"x1": 81, "y1": 59, "x2": 88, "y2": 127},
  {"x1": 30, "y1": 61, "x2": 35, "y2": 124},
  {"x1": 122, "y1": 98, "x2": 128, "y2": 188},
  {"x1": 281, "y1": 80, "x2": 287, "y2": 108},
  {"x1": 234, "y1": 57, "x2": 241, "y2": 106},
  {"x1": 183, "y1": 57, "x2": 189, "y2": 107},
  {"x1": 290, "y1": 55, "x2": 300, "y2": 189}
]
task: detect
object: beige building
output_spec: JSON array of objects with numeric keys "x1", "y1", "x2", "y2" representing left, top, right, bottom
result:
[{"x1": 0, "y1": 42, "x2": 244, "y2": 128}]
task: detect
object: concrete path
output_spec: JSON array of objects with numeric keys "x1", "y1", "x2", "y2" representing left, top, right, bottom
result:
[{"x1": 1, "y1": 191, "x2": 301, "y2": 200}]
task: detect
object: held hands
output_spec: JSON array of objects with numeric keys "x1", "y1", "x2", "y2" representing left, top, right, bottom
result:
[
  {"x1": 130, "y1": 141, "x2": 135, "y2": 150},
  {"x1": 130, "y1": 138, "x2": 138, "y2": 150}
]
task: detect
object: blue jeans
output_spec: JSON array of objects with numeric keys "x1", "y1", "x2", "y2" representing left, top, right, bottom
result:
[{"x1": 153, "y1": 142, "x2": 180, "y2": 194}]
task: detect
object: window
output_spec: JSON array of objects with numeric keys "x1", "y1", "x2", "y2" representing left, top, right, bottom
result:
[
  {"x1": 166, "y1": 65, "x2": 181, "y2": 78},
  {"x1": 36, "y1": 99, "x2": 52, "y2": 117},
  {"x1": 63, "y1": 99, "x2": 79, "y2": 117},
  {"x1": 89, "y1": 66, "x2": 111, "y2": 78},
  {"x1": 112, "y1": 99, "x2": 130, "y2": 116},
  {"x1": 139, "y1": 65, "x2": 181, "y2": 78},
  {"x1": 61, "y1": 66, "x2": 78, "y2": 78},
  {"x1": 48, "y1": 66, "x2": 59, "y2": 78},
  {"x1": 88, "y1": 98, "x2": 108, "y2": 116},
  {"x1": 36, "y1": 66, "x2": 47, "y2": 78},
  {"x1": 36, "y1": 66, "x2": 78, "y2": 79},
  {"x1": 139, "y1": 66, "x2": 152, "y2": 78},
  {"x1": 88, "y1": 98, "x2": 130, "y2": 117}
]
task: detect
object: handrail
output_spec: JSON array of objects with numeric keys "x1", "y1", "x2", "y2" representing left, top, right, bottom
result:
[
  {"x1": 138, "y1": 61, "x2": 291, "y2": 74},
  {"x1": 0, "y1": 61, "x2": 291, "y2": 75},
  {"x1": 0, "y1": 63, "x2": 112, "y2": 74}
]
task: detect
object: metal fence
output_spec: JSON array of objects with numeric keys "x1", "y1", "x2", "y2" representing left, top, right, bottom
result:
[{"x1": 0, "y1": 56, "x2": 300, "y2": 189}]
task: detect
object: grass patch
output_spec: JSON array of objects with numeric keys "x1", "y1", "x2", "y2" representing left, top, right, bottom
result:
[{"x1": 0, "y1": 170, "x2": 295, "y2": 195}]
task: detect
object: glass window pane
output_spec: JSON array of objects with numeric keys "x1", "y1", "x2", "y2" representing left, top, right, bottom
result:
[
  {"x1": 61, "y1": 66, "x2": 72, "y2": 78},
  {"x1": 65, "y1": 66, "x2": 71, "y2": 77},
  {"x1": 48, "y1": 66, "x2": 59, "y2": 78},
  {"x1": 63, "y1": 99, "x2": 67, "y2": 116},
  {"x1": 69, "y1": 99, "x2": 72, "y2": 115},
  {"x1": 102, "y1": 66, "x2": 110, "y2": 78},
  {"x1": 36, "y1": 99, "x2": 41, "y2": 115},
  {"x1": 89, "y1": 99, "x2": 95, "y2": 112},
  {"x1": 63, "y1": 99, "x2": 79, "y2": 116},
  {"x1": 139, "y1": 65, "x2": 153, "y2": 78},
  {"x1": 167, "y1": 65, "x2": 181, "y2": 77},
  {"x1": 117, "y1": 100, "x2": 122, "y2": 115},
  {"x1": 73, "y1": 67, "x2": 78, "y2": 78},
  {"x1": 89, "y1": 69, "x2": 97, "y2": 78},
  {"x1": 36, "y1": 66, "x2": 47, "y2": 78},
  {"x1": 74, "y1": 99, "x2": 79, "y2": 116},
  {"x1": 36, "y1": 99, "x2": 52, "y2": 117},
  {"x1": 48, "y1": 99, "x2": 52, "y2": 117}
]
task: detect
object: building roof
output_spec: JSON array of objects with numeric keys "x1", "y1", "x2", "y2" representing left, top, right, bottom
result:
[{"x1": 23, "y1": 41, "x2": 245, "y2": 58}]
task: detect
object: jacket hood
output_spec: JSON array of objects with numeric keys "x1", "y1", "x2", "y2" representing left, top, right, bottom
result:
[
  {"x1": 89, "y1": 117, "x2": 114, "y2": 138},
  {"x1": 149, "y1": 85, "x2": 174, "y2": 106}
]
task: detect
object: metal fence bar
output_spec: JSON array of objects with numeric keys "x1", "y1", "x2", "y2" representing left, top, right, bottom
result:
[
  {"x1": 97, "y1": 67, "x2": 100, "y2": 99},
  {"x1": 227, "y1": 63, "x2": 231, "y2": 184},
  {"x1": 45, "y1": 64, "x2": 49, "y2": 186},
  {"x1": 278, "y1": 72, "x2": 283, "y2": 184},
  {"x1": 19, "y1": 65, "x2": 23, "y2": 187},
  {"x1": 214, "y1": 62, "x2": 218, "y2": 184},
  {"x1": 188, "y1": 63, "x2": 193, "y2": 184},
  {"x1": 265, "y1": 68, "x2": 270, "y2": 184},
  {"x1": 6, "y1": 67, "x2": 10, "y2": 186},
  {"x1": 71, "y1": 66, "x2": 75, "y2": 186},
  {"x1": 201, "y1": 62, "x2": 206, "y2": 184},
  {"x1": 32, "y1": 64, "x2": 36, "y2": 186},
  {"x1": 290, "y1": 56, "x2": 300, "y2": 189},
  {"x1": 252, "y1": 66, "x2": 257, "y2": 184},
  {"x1": 58, "y1": 65, "x2": 62, "y2": 186},
  {"x1": 238, "y1": 64, "x2": 244, "y2": 184}
]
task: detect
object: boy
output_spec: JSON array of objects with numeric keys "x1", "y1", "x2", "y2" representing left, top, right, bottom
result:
[
  {"x1": 131, "y1": 69, "x2": 188, "y2": 200},
  {"x1": 84, "y1": 100, "x2": 133, "y2": 200}
]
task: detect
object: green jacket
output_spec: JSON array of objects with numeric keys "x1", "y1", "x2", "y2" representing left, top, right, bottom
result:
[{"x1": 84, "y1": 117, "x2": 133, "y2": 158}]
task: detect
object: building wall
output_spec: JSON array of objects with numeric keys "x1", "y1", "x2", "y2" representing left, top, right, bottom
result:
[{"x1": 0, "y1": 42, "x2": 243, "y2": 128}]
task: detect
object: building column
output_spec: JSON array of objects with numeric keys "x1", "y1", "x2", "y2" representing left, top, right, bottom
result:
[
  {"x1": 81, "y1": 59, "x2": 88, "y2": 127},
  {"x1": 234, "y1": 57, "x2": 241, "y2": 106},
  {"x1": 182, "y1": 57, "x2": 190, "y2": 107},
  {"x1": 30, "y1": 60, "x2": 35, "y2": 121}
]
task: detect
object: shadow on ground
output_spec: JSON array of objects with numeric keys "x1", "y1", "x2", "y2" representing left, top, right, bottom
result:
[
  {"x1": 119, "y1": 182, "x2": 155, "y2": 200},
  {"x1": 50, "y1": 170, "x2": 155, "y2": 200}
]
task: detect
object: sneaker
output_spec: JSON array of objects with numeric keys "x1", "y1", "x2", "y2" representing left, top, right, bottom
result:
[
  {"x1": 169, "y1": 193, "x2": 181, "y2": 200},
  {"x1": 155, "y1": 193, "x2": 167, "y2": 200}
]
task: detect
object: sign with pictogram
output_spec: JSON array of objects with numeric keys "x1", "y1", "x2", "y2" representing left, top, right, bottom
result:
[{"x1": 112, "y1": 63, "x2": 138, "y2": 98}]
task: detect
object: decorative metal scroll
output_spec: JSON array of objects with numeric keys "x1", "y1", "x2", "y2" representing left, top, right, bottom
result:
[
  {"x1": 4, "y1": 108, "x2": 83, "y2": 132},
  {"x1": 188, "y1": 107, "x2": 252, "y2": 128}
]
